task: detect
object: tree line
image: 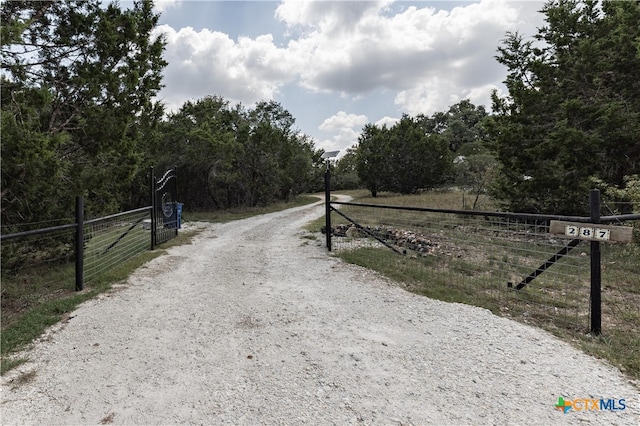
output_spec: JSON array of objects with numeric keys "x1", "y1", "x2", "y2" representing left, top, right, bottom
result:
[
  {"x1": 151, "y1": 96, "x2": 324, "y2": 211},
  {"x1": 349, "y1": 100, "x2": 492, "y2": 203},
  {"x1": 487, "y1": 0, "x2": 640, "y2": 215},
  {"x1": 2, "y1": 0, "x2": 639, "y2": 230}
]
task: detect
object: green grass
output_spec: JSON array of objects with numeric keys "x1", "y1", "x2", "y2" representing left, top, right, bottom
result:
[
  {"x1": 351, "y1": 189, "x2": 495, "y2": 211},
  {"x1": 329, "y1": 189, "x2": 640, "y2": 385}
]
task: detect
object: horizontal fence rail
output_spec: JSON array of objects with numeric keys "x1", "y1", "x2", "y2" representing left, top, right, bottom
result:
[
  {"x1": 0, "y1": 228, "x2": 76, "y2": 272},
  {"x1": 327, "y1": 198, "x2": 639, "y2": 334},
  {"x1": 0, "y1": 222, "x2": 77, "y2": 242},
  {"x1": 330, "y1": 201, "x2": 640, "y2": 224}
]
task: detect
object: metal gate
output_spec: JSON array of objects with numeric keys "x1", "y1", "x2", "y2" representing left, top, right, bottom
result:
[{"x1": 151, "y1": 167, "x2": 178, "y2": 247}]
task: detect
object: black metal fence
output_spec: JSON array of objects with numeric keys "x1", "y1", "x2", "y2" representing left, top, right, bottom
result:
[
  {"x1": 1, "y1": 168, "x2": 181, "y2": 292},
  {"x1": 325, "y1": 184, "x2": 639, "y2": 335},
  {"x1": 151, "y1": 167, "x2": 179, "y2": 247}
]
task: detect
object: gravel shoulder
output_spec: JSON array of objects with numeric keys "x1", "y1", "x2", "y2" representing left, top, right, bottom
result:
[{"x1": 2, "y1": 198, "x2": 639, "y2": 425}]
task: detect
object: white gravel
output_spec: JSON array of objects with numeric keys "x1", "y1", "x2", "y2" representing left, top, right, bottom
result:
[{"x1": 2, "y1": 198, "x2": 639, "y2": 425}]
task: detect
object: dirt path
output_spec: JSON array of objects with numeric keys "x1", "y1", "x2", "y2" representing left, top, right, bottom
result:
[{"x1": 2, "y1": 198, "x2": 639, "y2": 425}]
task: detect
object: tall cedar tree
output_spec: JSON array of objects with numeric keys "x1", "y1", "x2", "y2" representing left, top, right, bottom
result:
[
  {"x1": 488, "y1": 0, "x2": 640, "y2": 215},
  {"x1": 1, "y1": 0, "x2": 166, "y2": 225}
]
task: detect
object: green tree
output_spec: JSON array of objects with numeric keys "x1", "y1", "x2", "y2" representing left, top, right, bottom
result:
[
  {"x1": 488, "y1": 0, "x2": 640, "y2": 215},
  {"x1": 332, "y1": 148, "x2": 361, "y2": 190},
  {"x1": 355, "y1": 123, "x2": 390, "y2": 197},
  {"x1": 418, "y1": 100, "x2": 494, "y2": 200},
  {"x1": 155, "y1": 97, "x2": 318, "y2": 210},
  {"x1": 242, "y1": 101, "x2": 295, "y2": 206},
  {"x1": 441, "y1": 100, "x2": 489, "y2": 154},
  {"x1": 442, "y1": 101, "x2": 495, "y2": 206},
  {"x1": 355, "y1": 115, "x2": 455, "y2": 196},
  {"x1": 1, "y1": 0, "x2": 166, "y2": 223},
  {"x1": 155, "y1": 96, "x2": 241, "y2": 210},
  {"x1": 454, "y1": 154, "x2": 497, "y2": 209},
  {"x1": 386, "y1": 114, "x2": 452, "y2": 194},
  {"x1": 278, "y1": 133, "x2": 317, "y2": 200},
  {"x1": 0, "y1": 83, "x2": 73, "y2": 226}
]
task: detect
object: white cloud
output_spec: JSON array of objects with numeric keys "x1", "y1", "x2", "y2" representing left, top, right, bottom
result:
[
  {"x1": 319, "y1": 111, "x2": 368, "y2": 132},
  {"x1": 374, "y1": 116, "x2": 399, "y2": 128},
  {"x1": 154, "y1": 0, "x2": 547, "y2": 151},
  {"x1": 277, "y1": 0, "x2": 537, "y2": 114},
  {"x1": 317, "y1": 111, "x2": 369, "y2": 153},
  {"x1": 316, "y1": 133, "x2": 356, "y2": 155},
  {"x1": 276, "y1": 0, "x2": 391, "y2": 32},
  {"x1": 153, "y1": 0, "x2": 181, "y2": 13},
  {"x1": 153, "y1": 24, "x2": 294, "y2": 112}
]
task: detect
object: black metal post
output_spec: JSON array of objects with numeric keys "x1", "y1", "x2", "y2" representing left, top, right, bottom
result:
[
  {"x1": 325, "y1": 165, "x2": 332, "y2": 251},
  {"x1": 590, "y1": 189, "x2": 602, "y2": 335},
  {"x1": 150, "y1": 167, "x2": 156, "y2": 250},
  {"x1": 75, "y1": 196, "x2": 84, "y2": 291},
  {"x1": 173, "y1": 166, "x2": 178, "y2": 237}
]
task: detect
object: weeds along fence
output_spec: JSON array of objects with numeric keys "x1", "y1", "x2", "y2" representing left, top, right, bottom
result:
[
  {"x1": 326, "y1": 193, "x2": 639, "y2": 335},
  {"x1": 1, "y1": 218, "x2": 78, "y2": 325}
]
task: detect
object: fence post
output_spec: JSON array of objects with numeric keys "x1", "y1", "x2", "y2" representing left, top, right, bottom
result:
[
  {"x1": 75, "y1": 196, "x2": 84, "y2": 291},
  {"x1": 325, "y1": 167, "x2": 332, "y2": 251},
  {"x1": 173, "y1": 165, "x2": 178, "y2": 237},
  {"x1": 590, "y1": 189, "x2": 602, "y2": 335},
  {"x1": 150, "y1": 166, "x2": 155, "y2": 250}
]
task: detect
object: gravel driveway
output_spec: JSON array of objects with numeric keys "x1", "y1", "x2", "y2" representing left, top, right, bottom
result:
[{"x1": 2, "y1": 198, "x2": 639, "y2": 425}]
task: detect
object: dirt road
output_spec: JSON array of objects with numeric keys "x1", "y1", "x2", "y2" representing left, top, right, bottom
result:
[{"x1": 2, "y1": 199, "x2": 639, "y2": 425}]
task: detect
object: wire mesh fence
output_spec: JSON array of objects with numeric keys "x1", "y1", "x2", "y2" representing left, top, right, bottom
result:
[
  {"x1": 1, "y1": 219, "x2": 76, "y2": 273},
  {"x1": 83, "y1": 208, "x2": 151, "y2": 284},
  {"x1": 1, "y1": 206, "x2": 155, "y2": 330},
  {"x1": 328, "y1": 203, "x2": 638, "y2": 333},
  {"x1": 1, "y1": 221, "x2": 77, "y2": 327}
]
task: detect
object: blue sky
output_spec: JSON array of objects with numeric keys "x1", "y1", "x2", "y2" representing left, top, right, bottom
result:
[{"x1": 150, "y1": 0, "x2": 546, "y2": 155}]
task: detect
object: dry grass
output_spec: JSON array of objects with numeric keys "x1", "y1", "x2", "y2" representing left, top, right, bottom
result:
[{"x1": 100, "y1": 413, "x2": 115, "y2": 424}]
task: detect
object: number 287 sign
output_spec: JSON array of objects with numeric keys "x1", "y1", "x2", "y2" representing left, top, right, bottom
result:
[
  {"x1": 565, "y1": 225, "x2": 610, "y2": 241},
  {"x1": 550, "y1": 220, "x2": 633, "y2": 244}
]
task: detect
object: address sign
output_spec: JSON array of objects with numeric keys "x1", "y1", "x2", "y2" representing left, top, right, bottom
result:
[{"x1": 549, "y1": 220, "x2": 633, "y2": 243}]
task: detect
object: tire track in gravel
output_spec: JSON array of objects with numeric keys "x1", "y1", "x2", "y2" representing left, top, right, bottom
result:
[{"x1": 2, "y1": 197, "x2": 639, "y2": 425}]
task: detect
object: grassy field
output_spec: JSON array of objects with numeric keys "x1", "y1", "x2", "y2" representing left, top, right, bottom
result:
[{"x1": 319, "y1": 189, "x2": 640, "y2": 385}]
